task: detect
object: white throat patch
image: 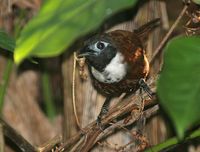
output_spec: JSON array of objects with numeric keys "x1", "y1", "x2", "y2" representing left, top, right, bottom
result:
[{"x1": 91, "y1": 52, "x2": 127, "y2": 83}]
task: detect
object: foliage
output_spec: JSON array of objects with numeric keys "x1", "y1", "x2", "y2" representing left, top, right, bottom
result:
[
  {"x1": 14, "y1": 0, "x2": 137, "y2": 64},
  {"x1": 193, "y1": 0, "x2": 200, "y2": 5},
  {"x1": 145, "y1": 128, "x2": 200, "y2": 152},
  {"x1": 0, "y1": 30, "x2": 15, "y2": 52},
  {"x1": 157, "y1": 36, "x2": 200, "y2": 138},
  {"x1": 0, "y1": 30, "x2": 14, "y2": 111},
  {"x1": 42, "y1": 71, "x2": 56, "y2": 120},
  {"x1": 1, "y1": 0, "x2": 200, "y2": 151}
]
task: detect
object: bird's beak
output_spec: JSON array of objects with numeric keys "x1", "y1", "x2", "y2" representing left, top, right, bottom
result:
[{"x1": 78, "y1": 46, "x2": 95, "y2": 58}]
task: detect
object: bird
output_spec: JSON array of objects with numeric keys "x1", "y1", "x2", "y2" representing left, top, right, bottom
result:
[{"x1": 78, "y1": 18, "x2": 160, "y2": 126}]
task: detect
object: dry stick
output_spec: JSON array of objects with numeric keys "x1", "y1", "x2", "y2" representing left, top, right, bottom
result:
[
  {"x1": 69, "y1": 135, "x2": 86, "y2": 152},
  {"x1": 38, "y1": 135, "x2": 62, "y2": 152},
  {"x1": 150, "y1": 5, "x2": 188, "y2": 65},
  {"x1": 97, "y1": 120, "x2": 142, "y2": 150},
  {"x1": 72, "y1": 52, "x2": 84, "y2": 131},
  {"x1": 60, "y1": 77, "x2": 157, "y2": 151},
  {"x1": 60, "y1": 80, "x2": 156, "y2": 151},
  {"x1": 95, "y1": 104, "x2": 159, "y2": 146},
  {"x1": 77, "y1": 96, "x2": 157, "y2": 151},
  {"x1": 0, "y1": 118, "x2": 37, "y2": 152},
  {"x1": 60, "y1": 94, "x2": 157, "y2": 151},
  {"x1": 80, "y1": 104, "x2": 159, "y2": 152},
  {"x1": 81, "y1": 130, "x2": 102, "y2": 152},
  {"x1": 77, "y1": 134, "x2": 88, "y2": 152},
  {"x1": 114, "y1": 105, "x2": 158, "y2": 151}
]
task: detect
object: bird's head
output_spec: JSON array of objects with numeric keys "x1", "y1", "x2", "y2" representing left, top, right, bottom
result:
[{"x1": 78, "y1": 34, "x2": 117, "y2": 72}]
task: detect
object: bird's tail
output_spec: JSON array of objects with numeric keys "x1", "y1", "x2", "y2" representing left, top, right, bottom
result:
[{"x1": 134, "y1": 18, "x2": 161, "y2": 41}]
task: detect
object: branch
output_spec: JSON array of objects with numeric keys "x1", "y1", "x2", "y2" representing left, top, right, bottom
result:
[
  {"x1": 57, "y1": 77, "x2": 158, "y2": 152},
  {"x1": 150, "y1": 4, "x2": 188, "y2": 65},
  {"x1": 0, "y1": 118, "x2": 37, "y2": 152}
]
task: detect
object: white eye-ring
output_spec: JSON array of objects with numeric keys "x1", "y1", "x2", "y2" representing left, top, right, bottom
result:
[{"x1": 93, "y1": 41, "x2": 109, "y2": 52}]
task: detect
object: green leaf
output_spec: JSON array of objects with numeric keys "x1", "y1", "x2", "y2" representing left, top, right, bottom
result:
[
  {"x1": 0, "y1": 30, "x2": 15, "y2": 52},
  {"x1": 14, "y1": 0, "x2": 137, "y2": 64},
  {"x1": 157, "y1": 36, "x2": 200, "y2": 139},
  {"x1": 192, "y1": 0, "x2": 200, "y2": 4},
  {"x1": 42, "y1": 71, "x2": 56, "y2": 120},
  {"x1": 145, "y1": 128, "x2": 200, "y2": 152}
]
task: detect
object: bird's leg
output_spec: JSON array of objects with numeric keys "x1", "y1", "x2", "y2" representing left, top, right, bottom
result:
[
  {"x1": 96, "y1": 97, "x2": 112, "y2": 129},
  {"x1": 138, "y1": 78, "x2": 155, "y2": 98}
]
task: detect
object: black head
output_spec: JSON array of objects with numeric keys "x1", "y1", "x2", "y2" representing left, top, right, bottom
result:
[{"x1": 79, "y1": 34, "x2": 117, "y2": 72}]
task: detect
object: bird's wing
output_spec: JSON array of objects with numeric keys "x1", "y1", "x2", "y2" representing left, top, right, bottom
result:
[{"x1": 134, "y1": 18, "x2": 160, "y2": 42}]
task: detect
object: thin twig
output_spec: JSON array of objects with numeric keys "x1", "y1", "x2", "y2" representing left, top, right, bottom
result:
[
  {"x1": 81, "y1": 130, "x2": 102, "y2": 152},
  {"x1": 72, "y1": 52, "x2": 84, "y2": 131},
  {"x1": 38, "y1": 135, "x2": 62, "y2": 152},
  {"x1": 69, "y1": 135, "x2": 85, "y2": 152},
  {"x1": 150, "y1": 5, "x2": 188, "y2": 65},
  {"x1": 95, "y1": 104, "x2": 159, "y2": 144}
]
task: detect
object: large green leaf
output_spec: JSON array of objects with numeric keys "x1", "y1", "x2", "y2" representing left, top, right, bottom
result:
[
  {"x1": 157, "y1": 36, "x2": 200, "y2": 138},
  {"x1": 14, "y1": 0, "x2": 137, "y2": 64},
  {"x1": 0, "y1": 30, "x2": 15, "y2": 52},
  {"x1": 192, "y1": 0, "x2": 200, "y2": 4}
]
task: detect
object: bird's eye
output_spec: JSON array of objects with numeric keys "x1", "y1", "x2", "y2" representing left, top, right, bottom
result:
[
  {"x1": 92, "y1": 41, "x2": 109, "y2": 53},
  {"x1": 96, "y1": 42, "x2": 105, "y2": 50}
]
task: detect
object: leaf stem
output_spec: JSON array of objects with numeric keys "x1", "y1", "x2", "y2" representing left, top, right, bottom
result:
[
  {"x1": 145, "y1": 128, "x2": 200, "y2": 152},
  {"x1": 41, "y1": 71, "x2": 56, "y2": 120},
  {"x1": 0, "y1": 58, "x2": 13, "y2": 112}
]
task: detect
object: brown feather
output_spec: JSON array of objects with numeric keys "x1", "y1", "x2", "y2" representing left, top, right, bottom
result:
[
  {"x1": 91, "y1": 30, "x2": 149, "y2": 97},
  {"x1": 88, "y1": 19, "x2": 160, "y2": 97}
]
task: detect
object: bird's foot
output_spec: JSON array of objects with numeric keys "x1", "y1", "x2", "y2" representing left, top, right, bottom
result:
[
  {"x1": 96, "y1": 97, "x2": 111, "y2": 130},
  {"x1": 139, "y1": 78, "x2": 155, "y2": 98},
  {"x1": 96, "y1": 116, "x2": 104, "y2": 131},
  {"x1": 96, "y1": 107, "x2": 109, "y2": 130}
]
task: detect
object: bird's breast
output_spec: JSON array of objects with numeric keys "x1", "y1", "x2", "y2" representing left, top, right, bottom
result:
[{"x1": 91, "y1": 52, "x2": 127, "y2": 83}]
